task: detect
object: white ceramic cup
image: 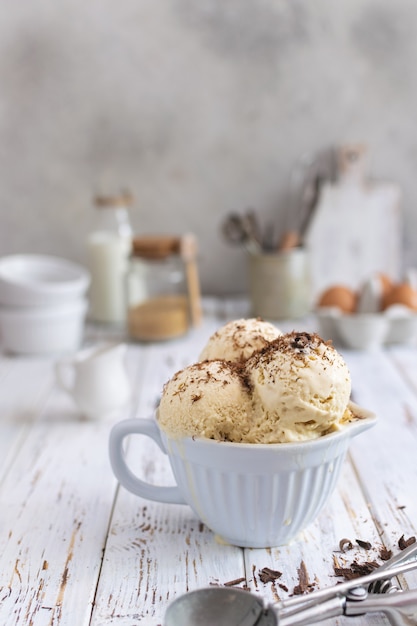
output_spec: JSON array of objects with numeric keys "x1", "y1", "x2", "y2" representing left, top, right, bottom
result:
[{"x1": 109, "y1": 402, "x2": 376, "y2": 548}]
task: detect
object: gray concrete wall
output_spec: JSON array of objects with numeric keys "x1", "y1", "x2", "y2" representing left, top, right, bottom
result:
[{"x1": 1, "y1": 0, "x2": 416, "y2": 295}]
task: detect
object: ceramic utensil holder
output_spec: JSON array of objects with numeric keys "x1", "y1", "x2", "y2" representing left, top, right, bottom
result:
[{"x1": 248, "y1": 248, "x2": 310, "y2": 320}]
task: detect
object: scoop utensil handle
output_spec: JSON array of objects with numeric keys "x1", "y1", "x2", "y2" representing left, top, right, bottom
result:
[
  {"x1": 280, "y1": 589, "x2": 417, "y2": 626},
  {"x1": 345, "y1": 589, "x2": 417, "y2": 626},
  {"x1": 368, "y1": 542, "x2": 417, "y2": 593},
  {"x1": 277, "y1": 559, "x2": 417, "y2": 619}
]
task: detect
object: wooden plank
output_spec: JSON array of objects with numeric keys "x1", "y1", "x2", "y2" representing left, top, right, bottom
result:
[
  {"x1": 343, "y1": 348, "x2": 417, "y2": 592},
  {"x1": 0, "y1": 355, "x2": 126, "y2": 626},
  {"x1": 0, "y1": 356, "x2": 54, "y2": 484}
]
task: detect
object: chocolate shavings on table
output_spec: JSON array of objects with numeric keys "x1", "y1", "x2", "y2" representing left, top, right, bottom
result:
[
  {"x1": 293, "y1": 560, "x2": 316, "y2": 595},
  {"x1": 258, "y1": 567, "x2": 282, "y2": 584},
  {"x1": 223, "y1": 577, "x2": 246, "y2": 587},
  {"x1": 399, "y1": 535, "x2": 416, "y2": 550},
  {"x1": 226, "y1": 535, "x2": 417, "y2": 599},
  {"x1": 333, "y1": 556, "x2": 379, "y2": 581},
  {"x1": 333, "y1": 534, "x2": 416, "y2": 582},
  {"x1": 339, "y1": 538, "x2": 353, "y2": 552},
  {"x1": 380, "y1": 547, "x2": 393, "y2": 561}
]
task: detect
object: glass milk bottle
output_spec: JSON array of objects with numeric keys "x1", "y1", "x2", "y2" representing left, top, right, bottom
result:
[{"x1": 87, "y1": 192, "x2": 133, "y2": 325}]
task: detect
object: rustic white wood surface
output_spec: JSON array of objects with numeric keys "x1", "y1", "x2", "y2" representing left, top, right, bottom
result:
[{"x1": 0, "y1": 298, "x2": 416, "y2": 625}]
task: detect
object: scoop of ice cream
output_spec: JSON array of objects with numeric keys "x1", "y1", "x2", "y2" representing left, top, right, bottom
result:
[
  {"x1": 245, "y1": 331, "x2": 351, "y2": 443},
  {"x1": 199, "y1": 318, "x2": 282, "y2": 363},
  {"x1": 158, "y1": 359, "x2": 253, "y2": 442}
]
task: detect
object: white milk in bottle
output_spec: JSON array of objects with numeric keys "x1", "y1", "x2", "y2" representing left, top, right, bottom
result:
[{"x1": 87, "y1": 191, "x2": 133, "y2": 324}]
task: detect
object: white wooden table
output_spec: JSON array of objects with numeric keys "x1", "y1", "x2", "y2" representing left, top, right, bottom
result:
[{"x1": 1, "y1": 298, "x2": 417, "y2": 625}]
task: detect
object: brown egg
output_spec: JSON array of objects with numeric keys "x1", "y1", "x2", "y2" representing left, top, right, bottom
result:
[
  {"x1": 382, "y1": 282, "x2": 417, "y2": 311},
  {"x1": 317, "y1": 285, "x2": 357, "y2": 313}
]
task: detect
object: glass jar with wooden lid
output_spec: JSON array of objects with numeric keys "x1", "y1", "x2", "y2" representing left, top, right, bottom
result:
[{"x1": 126, "y1": 235, "x2": 200, "y2": 341}]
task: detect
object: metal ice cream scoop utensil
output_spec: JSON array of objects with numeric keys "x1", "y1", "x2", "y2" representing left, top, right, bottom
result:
[
  {"x1": 164, "y1": 544, "x2": 417, "y2": 626},
  {"x1": 367, "y1": 540, "x2": 417, "y2": 594}
]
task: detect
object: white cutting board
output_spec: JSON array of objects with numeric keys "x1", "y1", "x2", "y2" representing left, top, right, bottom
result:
[{"x1": 304, "y1": 146, "x2": 402, "y2": 302}]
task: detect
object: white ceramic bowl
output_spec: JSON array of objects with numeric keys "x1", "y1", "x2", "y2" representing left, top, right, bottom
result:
[
  {"x1": 0, "y1": 299, "x2": 88, "y2": 355},
  {"x1": 0, "y1": 254, "x2": 90, "y2": 307},
  {"x1": 109, "y1": 402, "x2": 376, "y2": 548}
]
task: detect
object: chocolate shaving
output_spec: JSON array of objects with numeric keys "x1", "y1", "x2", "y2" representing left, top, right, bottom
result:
[
  {"x1": 224, "y1": 577, "x2": 246, "y2": 587},
  {"x1": 258, "y1": 567, "x2": 282, "y2": 584},
  {"x1": 255, "y1": 331, "x2": 336, "y2": 366},
  {"x1": 339, "y1": 538, "x2": 353, "y2": 552},
  {"x1": 380, "y1": 547, "x2": 393, "y2": 561},
  {"x1": 334, "y1": 559, "x2": 379, "y2": 580},
  {"x1": 356, "y1": 539, "x2": 372, "y2": 550},
  {"x1": 353, "y1": 560, "x2": 380, "y2": 574},
  {"x1": 399, "y1": 535, "x2": 416, "y2": 550},
  {"x1": 293, "y1": 560, "x2": 315, "y2": 595},
  {"x1": 333, "y1": 567, "x2": 361, "y2": 580},
  {"x1": 290, "y1": 333, "x2": 313, "y2": 352}
]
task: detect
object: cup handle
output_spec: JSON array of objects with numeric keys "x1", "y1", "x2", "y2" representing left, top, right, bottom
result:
[
  {"x1": 55, "y1": 360, "x2": 75, "y2": 393},
  {"x1": 109, "y1": 418, "x2": 186, "y2": 505}
]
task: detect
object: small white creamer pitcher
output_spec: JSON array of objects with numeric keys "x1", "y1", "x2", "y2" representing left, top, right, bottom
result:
[{"x1": 55, "y1": 342, "x2": 131, "y2": 419}]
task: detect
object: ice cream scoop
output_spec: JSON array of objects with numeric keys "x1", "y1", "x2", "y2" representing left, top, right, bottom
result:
[
  {"x1": 157, "y1": 359, "x2": 253, "y2": 442},
  {"x1": 199, "y1": 317, "x2": 282, "y2": 362},
  {"x1": 245, "y1": 331, "x2": 352, "y2": 443}
]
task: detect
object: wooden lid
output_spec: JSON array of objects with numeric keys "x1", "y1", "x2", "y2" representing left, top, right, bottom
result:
[
  {"x1": 132, "y1": 235, "x2": 181, "y2": 259},
  {"x1": 95, "y1": 190, "x2": 134, "y2": 208}
]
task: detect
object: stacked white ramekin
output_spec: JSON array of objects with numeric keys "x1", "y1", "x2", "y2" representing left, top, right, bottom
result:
[{"x1": 0, "y1": 254, "x2": 90, "y2": 355}]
